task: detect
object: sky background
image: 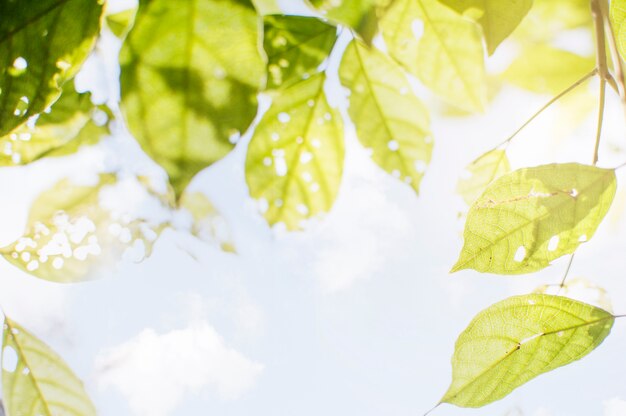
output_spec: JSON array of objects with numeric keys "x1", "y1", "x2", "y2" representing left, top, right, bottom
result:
[{"x1": 3, "y1": 0, "x2": 626, "y2": 415}]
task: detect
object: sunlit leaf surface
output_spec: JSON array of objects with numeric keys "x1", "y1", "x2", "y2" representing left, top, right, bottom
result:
[
  {"x1": 457, "y1": 149, "x2": 510, "y2": 205},
  {"x1": 453, "y1": 164, "x2": 616, "y2": 274},
  {"x1": 442, "y1": 294, "x2": 613, "y2": 407},
  {"x1": 308, "y1": 0, "x2": 389, "y2": 44}
]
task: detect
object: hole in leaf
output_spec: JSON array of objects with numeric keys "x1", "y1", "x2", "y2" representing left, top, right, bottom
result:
[{"x1": 514, "y1": 246, "x2": 526, "y2": 262}]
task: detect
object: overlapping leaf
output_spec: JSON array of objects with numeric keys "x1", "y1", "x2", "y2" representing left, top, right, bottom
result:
[
  {"x1": 263, "y1": 15, "x2": 337, "y2": 90},
  {"x1": 439, "y1": 0, "x2": 533, "y2": 54},
  {"x1": 442, "y1": 294, "x2": 613, "y2": 407},
  {"x1": 120, "y1": 0, "x2": 265, "y2": 199},
  {"x1": 453, "y1": 164, "x2": 616, "y2": 274},
  {"x1": 308, "y1": 0, "x2": 390, "y2": 44},
  {"x1": 381, "y1": 0, "x2": 487, "y2": 112},
  {"x1": 457, "y1": 149, "x2": 510, "y2": 205},
  {"x1": 0, "y1": 0, "x2": 104, "y2": 136},
  {"x1": 339, "y1": 40, "x2": 432, "y2": 193},
  {"x1": 246, "y1": 73, "x2": 344, "y2": 230},
  {"x1": 1, "y1": 175, "x2": 164, "y2": 283},
  {"x1": 2, "y1": 315, "x2": 96, "y2": 416}
]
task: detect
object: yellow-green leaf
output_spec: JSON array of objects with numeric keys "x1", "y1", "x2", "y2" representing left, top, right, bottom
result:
[
  {"x1": 263, "y1": 15, "x2": 337, "y2": 90},
  {"x1": 452, "y1": 164, "x2": 616, "y2": 274},
  {"x1": 339, "y1": 40, "x2": 432, "y2": 193},
  {"x1": 252, "y1": 0, "x2": 282, "y2": 15},
  {"x1": 504, "y1": 45, "x2": 595, "y2": 95},
  {"x1": 381, "y1": 0, "x2": 487, "y2": 112},
  {"x1": 0, "y1": 0, "x2": 104, "y2": 136},
  {"x1": 120, "y1": 0, "x2": 265, "y2": 199},
  {"x1": 611, "y1": 0, "x2": 626, "y2": 61},
  {"x1": 2, "y1": 315, "x2": 96, "y2": 416},
  {"x1": 439, "y1": 0, "x2": 533, "y2": 54},
  {"x1": 246, "y1": 73, "x2": 344, "y2": 230},
  {"x1": 1, "y1": 175, "x2": 163, "y2": 283},
  {"x1": 308, "y1": 0, "x2": 390, "y2": 44},
  {"x1": 179, "y1": 192, "x2": 236, "y2": 253},
  {"x1": 441, "y1": 294, "x2": 614, "y2": 407},
  {"x1": 105, "y1": 7, "x2": 137, "y2": 39},
  {"x1": 457, "y1": 149, "x2": 510, "y2": 205}
]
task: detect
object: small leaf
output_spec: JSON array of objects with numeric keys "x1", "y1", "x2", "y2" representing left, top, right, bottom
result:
[
  {"x1": 442, "y1": 294, "x2": 613, "y2": 407},
  {"x1": 263, "y1": 15, "x2": 337, "y2": 90},
  {"x1": 339, "y1": 40, "x2": 432, "y2": 193},
  {"x1": 2, "y1": 315, "x2": 96, "y2": 416},
  {"x1": 308, "y1": 0, "x2": 390, "y2": 44},
  {"x1": 105, "y1": 7, "x2": 137, "y2": 39},
  {"x1": 0, "y1": 82, "x2": 111, "y2": 166},
  {"x1": 611, "y1": 0, "x2": 626, "y2": 62},
  {"x1": 439, "y1": 0, "x2": 533, "y2": 55},
  {"x1": 0, "y1": 0, "x2": 104, "y2": 136},
  {"x1": 246, "y1": 73, "x2": 344, "y2": 230},
  {"x1": 452, "y1": 164, "x2": 616, "y2": 274},
  {"x1": 381, "y1": 0, "x2": 487, "y2": 112},
  {"x1": 179, "y1": 192, "x2": 236, "y2": 253},
  {"x1": 252, "y1": 0, "x2": 282, "y2": 15},
  {"x1": 457, "y1": 149, "x2": 510, "y2": 205},
  {"x1": 120, "y1": 0, "x2": 265, "y2": 199},
  {"x1": 1, "y1": 175, "x2": 164, "y2": 283},
  {"x1": 504, "y1": 45, "x2": 595, "y2": 95}
]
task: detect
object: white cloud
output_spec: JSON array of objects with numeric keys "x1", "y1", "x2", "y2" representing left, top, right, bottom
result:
[
  {"x1": 95, "y1": 321, "x2": 264, "y2": 416},
  {"x1": 604, "y1": 398, "x2": 626, "y2": 416}
]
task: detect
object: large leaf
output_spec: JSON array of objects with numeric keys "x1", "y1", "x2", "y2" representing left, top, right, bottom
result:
[
  {"x1": 0, "y1": 0, "x2": 104, "y2": 136},
  {"x1": 120, "y1": 0, "x2": 265, "y2": 199},
  {"x1": 263, "y1": 15, "x2": 337, "y2": 90},
  {"x1": 246, "y1": 73, "x2": 344, "y2": 230},
  {"x1": 457, "y1": 149, "x2": 510, "y2": 205},
  {"x1": 452, "y1": 164, "x2": 616, "y2": 274},
  {"x1": 611, "y1": 0, "x2": 626, "y2": 62},
  {"x1": 0, "y1": 82, "x2": 111, "y2": 165},
  {"x1": 380, "y1": 0, "x2": 487, "y2": 112},
  {"x1": 2, "y1": 315, "x2": 96, "y2": 416},
  {"x1": 441, "y1": 294, "x2": 614, "y2": 407},
  {"x1": 1, "y1": 175, "x2": 163, "y2": 283},
  {"x1": 339, "y1": 40, "x2": 432, "y2": 193},
  {"x1": 439, "y1": 0, "x2": 533, "y2": 55}
]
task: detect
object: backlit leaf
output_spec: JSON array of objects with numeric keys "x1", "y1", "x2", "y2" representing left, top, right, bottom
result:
[
  {"x1": 439, "y1": 0, "x2": 533, "y2": 55},
  {"x1": 452, "y1": 164, "x2": 616, "y2": 274},
  {"x1": 442, "y1": 294, "x2": 613, "y2": 407},
  {"x1": 0, "y1": 0, "x2": 104, "y2": 136},
  {"x1": 457, "y1": 149, "x2": 510, "y2": 205},
  {"x1": 1, "y1": 175, "x2": 164, "y2": 283},
  {"x1": 2, "y1": 315, "x2": 96, "y2": 416},
  {"x1": 246, "y1": 73, "x2": 344, "y2": 230},
  {"x1": 339, "y1": 40, "x2": 432, "y2": 193},
  {"x1": 308, "y1": 0, "x2": 390, "y2": 44},
  {"x1": 179, "y1": 192, "x2": 236, "y2": 253},
  {"x1": 381, "y1": 0, "x2": 487, "y2": 112},
  {"x1": 611, "y1": 0, "x2": 626, "y2": 62},
  {"x1": 120, "y1": 0, "x2": 265, "y2": 199},
  {"x1": 105, "y1": 7, "x2": 137, "y2": 39},
  {"x1": 263, "y1": 15, "x2": 337, "y2": 90}
]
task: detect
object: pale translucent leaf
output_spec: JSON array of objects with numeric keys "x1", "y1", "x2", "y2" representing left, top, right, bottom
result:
[
  {"x1": 252, "y1": 0, "x2": 282, "y2": 15},
  {"x1": 246, "y1": 73, "x2": 344, "y2": 230},
  {"x1": 105, "y1": 7, "x2": 137, "y2": 39},
  {"x1": 2, "y1": 316, "x2": 96, "y2": 416},
  {"x1": 457, "y1": 149, "x2": 510, "y2": 205},
  {"x1": 514, "y1": 0, "x2": 591, "y2": 43},
  {"x1": 442, "y1": 294, "x2": 613, "y2": 407},
  {"x1": 179, "y1": 192, "x2": 236, "y2": 253},
  {"x1": 439, "y1": 0, "x2": 532, "y2": 54},
  {"x1": 264, "y1": 15, "x2": 337, "y2": 90},
  {"x1": 0, "y1": 0, "x2": 104, "y2": 136},
  {"x1": 1, "y1": 175, "x2": 163, "y2": 283},
  {"x1": 0, "y1": 82, "x2": 111, "y2": 166},
  {"x1": 381, "y1": 0, "x2": 487, "y2": 112},
  {"x1": 611, "y1": 0, "x2": 626, "y2": 61},
  {"x1": 534, "y1": 278, "x2": 613, "y2": 313},
  {"x1": 504, "y1": 45, "x2": 595, "y2": 94},
  {"x1": 120, "y1": 0, "x2": 265, "y2": 199},
  {"x1": 452, "y1": 164, "x2": 616, "y2": 274},
  {"x1": 339, "y1": 40, "x2": 432, "y2": 193}
]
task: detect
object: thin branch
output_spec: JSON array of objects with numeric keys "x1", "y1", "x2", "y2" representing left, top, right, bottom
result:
[
  {"x1": 593, "y1": 78, "x2": 607, "y2": 165},
  {"x1": 557, "y1": 254, "x2": 576, "y2": 294},
  {"x1": 600, "y1": 0, "x2": 626, "y2": 100}
]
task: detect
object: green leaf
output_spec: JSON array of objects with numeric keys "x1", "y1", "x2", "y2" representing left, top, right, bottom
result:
[
  {"x1": 457, "y1": 149, "x2": 510, "y2": 205},
  {"x1": 105, "y1": 7, "x2": 137, "y2": 39},
  {"x1": 441, "y1": 294, "x2": 613, "y2": 407},
  {"x1": 504, "y1": 45, "x2": 595, "y2": 94},
  {"x1": 0, "y1": 82, "x2": 111, "y2": 166},
  {"x1": 120, "y1": 0, "x2": 265, "y2": 200},
  {"x1": 381, "y1": 0, "x2": 487, "y2": 112},
  {"x1": 339, "y1": 40, "x2": 432, "y2": 193},
  {"x1": 0, "y1": 0, "x2": 104, "y2": 136},
  {"x1": 1, "y1": 175, "x2": 164, "y2": 283},
  {"x1": 246, "y1": 73, "x2": 344, "y2": 230},
  {"x1": 438, "y1": 0, "x2": 533, "y2": 55},
  {"x1": 252, "y1": 0, "x2": 282, "y2": 15},
  {"x1": 452, "y1": 164, "x2": 616, "y2": 274},
  {"x1": 2, "y1": 315, "x2": 96, "y2": 416},
  {"x1": 264, "y1": 15, "x2": 337, "y2": 90},
  {"x1": 514, "y1": 0, "x2": 591, "y2": 43},
  {"x1": 179, "y1": 192, "x2": 236, "y2": 253},
  {"x1": 611, "y1": 0, "x2": 626, "y2": 62}
]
